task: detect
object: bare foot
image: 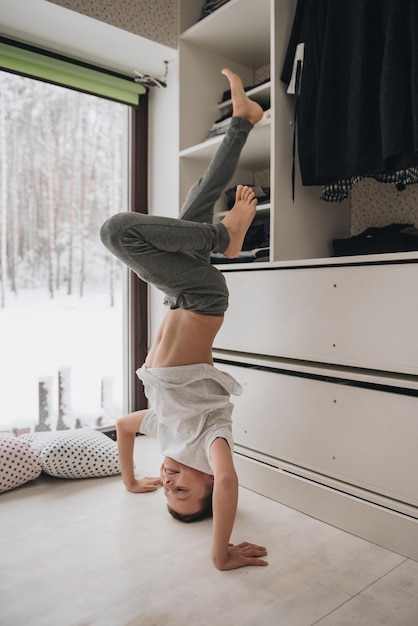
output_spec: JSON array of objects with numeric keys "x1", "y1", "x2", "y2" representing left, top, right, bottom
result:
[
  {"x1": 221, "y1": 185, "x2": 257, "y2": 258},
  {"x1": 221, "y1": 68, "x2": 263, "y2": 124}
]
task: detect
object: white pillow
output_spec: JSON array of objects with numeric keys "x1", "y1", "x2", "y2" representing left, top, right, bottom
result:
[
  {"x1": 0, "y1": 435, "x2": 42, "y2": 493},
  {"x1": 20, "y1": 429, "x2": 120, "y2": 479}
]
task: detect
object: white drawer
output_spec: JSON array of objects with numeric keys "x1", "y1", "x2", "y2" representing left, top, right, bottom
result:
[
  {"x1": 214, "y1": 261, "x2": 418, "y2": 375},
  {"x1": 217, "y1": 360, "x2": 418, "y2": 506}
]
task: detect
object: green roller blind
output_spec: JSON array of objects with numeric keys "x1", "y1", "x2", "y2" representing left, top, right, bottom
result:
[{"x1": 0, "y1": 39, "x2": 146, "y2": 105}]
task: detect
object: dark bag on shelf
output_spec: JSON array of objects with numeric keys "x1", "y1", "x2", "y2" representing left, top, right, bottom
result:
[
  {"x1": 332, "y1": 223, "x2": 418, "y2": 256},
  {"x1": 242, "y1": 219, "x2": 270, "y2": 251}
]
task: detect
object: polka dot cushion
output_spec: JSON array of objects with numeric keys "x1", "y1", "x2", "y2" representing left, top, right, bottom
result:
[
  {"x1": 0, "y1": 435, "x2": 42, "y2": 493},
  {"x1": 20, "y1": 429, "x2": 120, "y2": 479}
]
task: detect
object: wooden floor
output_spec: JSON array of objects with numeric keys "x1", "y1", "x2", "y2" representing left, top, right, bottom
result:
[{"x1": 1, "y1": 436, "x2": 418, "y2": 626}]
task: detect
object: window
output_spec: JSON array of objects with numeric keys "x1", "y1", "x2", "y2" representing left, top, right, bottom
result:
[{"x1": 0, "y1": 49, "x2": 146, "y2": 433}]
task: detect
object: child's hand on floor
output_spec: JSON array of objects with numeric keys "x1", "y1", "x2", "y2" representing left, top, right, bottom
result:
[
  {"x1": 125, "y1": 477, "x2": 162, "y2": 493},
  {"x1": 213, "y1": 541, "x2": 268, "y2": 571}
]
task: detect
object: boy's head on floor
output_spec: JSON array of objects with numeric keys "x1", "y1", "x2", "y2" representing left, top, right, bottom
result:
[{"x1": 160, "y1": 458, "x2": 214, "y2": 522}]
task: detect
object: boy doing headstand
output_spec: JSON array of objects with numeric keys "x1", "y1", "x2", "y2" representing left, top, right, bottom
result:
[{"x1": 100, "y1": 69, "x2": 268, "y2": 571}]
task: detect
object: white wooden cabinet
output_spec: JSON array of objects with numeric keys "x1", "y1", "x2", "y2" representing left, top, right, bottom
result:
[
  {"x1": 179, "y1": 1, "x2": 418, "y2": 561},
  {"x1": 216, "y1": 357, "x2": 418, "y2": 508},
  {"x1": 214, "y1": 344, "x2": 418, "y2": 560},
  {"x1": 215, "y1": 256, "x2": 418, "y2": 376}
]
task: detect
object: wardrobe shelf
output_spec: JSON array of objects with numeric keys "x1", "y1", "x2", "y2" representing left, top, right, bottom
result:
[
  {"x1": 217, "y1": 203, "x2": 271, "y2": 219},
  {"x1": 217, "y1": 249, "x2": 418, "y2": 271},
  {"x1": 179, "y1": 122, "x2": 271, "y2": 169},
  {"x1": 180, "y1": 0, "x2": 271, "y2": 69},
  {"x1": 218, "y1": 81, "x2": 271, "y2": 110}
]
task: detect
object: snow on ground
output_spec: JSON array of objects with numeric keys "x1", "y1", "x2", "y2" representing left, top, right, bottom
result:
[{"x1": 0, "y1": 288, "x2": 124, "y2": 431}]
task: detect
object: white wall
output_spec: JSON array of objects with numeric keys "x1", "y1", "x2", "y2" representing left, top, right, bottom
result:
[
  {"x1": 0, "y1": 0, "x2": 176, "y2": 76},
  {"x1": 147, "y1": 59, "x2": 179, "y2": 342},
  {"x1": 47, "y1": 0, "x2": 178, "y2": 49}
]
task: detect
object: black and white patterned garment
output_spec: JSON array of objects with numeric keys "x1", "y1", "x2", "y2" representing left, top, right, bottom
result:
[{"x1": 321, "y1": 168, "x2": 418, "y2": 203}]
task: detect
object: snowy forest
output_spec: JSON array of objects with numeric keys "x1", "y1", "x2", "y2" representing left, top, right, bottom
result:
[
  {"x1": 0, "y1": 72, "x2": 130, "y2": 432},
  {"x1": 0, "y1": 71, "x2": 128, "y2": 307}
]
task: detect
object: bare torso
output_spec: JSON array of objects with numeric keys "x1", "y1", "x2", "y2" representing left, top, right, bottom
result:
[{"x1": 145, "y1": 306, "x2": 224, "y2": 368}]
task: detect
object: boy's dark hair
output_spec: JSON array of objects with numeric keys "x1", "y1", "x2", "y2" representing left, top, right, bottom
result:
[{"x1": 167, "y1": 484, "x2": 213, "y2": 523}]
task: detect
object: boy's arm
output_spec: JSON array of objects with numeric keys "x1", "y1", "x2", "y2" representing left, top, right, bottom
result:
[
  {"x1": 210, "y1": 437, "x2": 268, "y2": 571},
  {"x1": 116, "y1": 409, "x2": 162, "y2": 493}
]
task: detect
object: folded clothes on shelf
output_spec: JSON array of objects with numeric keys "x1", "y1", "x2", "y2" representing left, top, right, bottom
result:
[
  {"x1": 211, "y1": 218, "x2": 270, "y2": 264},
  {"x1": 208, "y1": 113, "x2": 233, "y2": 138},
  {"x1": 208, "y1": 109, "x2": 271, "y2": 139},
  {"x1": 332, "y1": 223, "x2": 418, "y2": 256},
  {"x1": 219, "y1": 77, "x2": 271, "y2": 104},
  {"x1": 210, "y1": 247, "x2": 270, "y2": 264},
  {"x1": 199, "y1": 0, "x2": 232, "y2": 21},
  {"x1": 242, "y1": 220, "x2": 270, "y2": 251},
  {"x1": 224, "y1": 185, "x2": 270, "y2": 209}
]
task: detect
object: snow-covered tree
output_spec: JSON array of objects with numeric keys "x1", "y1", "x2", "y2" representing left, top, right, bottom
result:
[{"x1": 0, "y1": 71, "x2": 128, "y2": 303}]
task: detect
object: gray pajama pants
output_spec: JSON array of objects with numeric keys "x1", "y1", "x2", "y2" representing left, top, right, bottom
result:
[{"x1": 100, "y1": 117, "x2": 253, "y2": 316}]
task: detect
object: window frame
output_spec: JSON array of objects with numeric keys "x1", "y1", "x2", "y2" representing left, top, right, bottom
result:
[
  {"x1": 129, "y1": 97, "x2": 149, "y2": 411},
  {"x1": 0, "y1": 40, "x2": 150, "y2": 419}
]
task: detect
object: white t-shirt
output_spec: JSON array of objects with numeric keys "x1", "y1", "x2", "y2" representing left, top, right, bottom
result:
[{"x1": 137, "y1": 363, "x2": 242, "y2": 475}]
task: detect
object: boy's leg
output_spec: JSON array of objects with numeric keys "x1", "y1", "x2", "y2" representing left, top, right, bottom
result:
[
  {"x1": 178, "y1": 117, "x2": 253, "y2": 225},
  {"x1": 179, "y1": 68, "x2": 263, "y2": 225},
  {"x1": 100, "y1": 69, "x2": 263, "y2": 315},
  {"x1": 100, "y1": 184, "x2": 258, "y2": 316},
  {"x1": 100, "y1": 211, "x2": 231, "y2": 315}
]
